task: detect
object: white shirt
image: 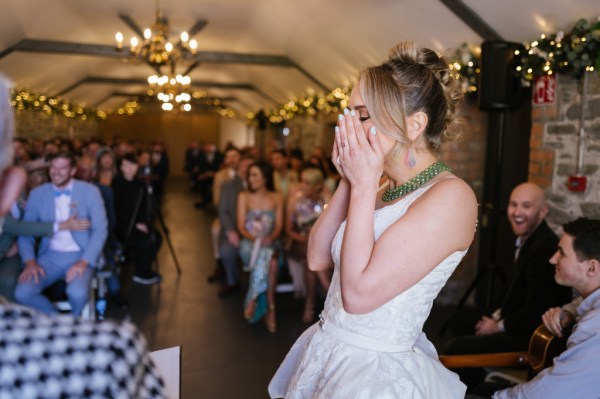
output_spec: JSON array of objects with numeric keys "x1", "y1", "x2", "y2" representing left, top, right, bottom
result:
[{"x1": 48, "y1": 181, "x2": 81, "y2": 252}]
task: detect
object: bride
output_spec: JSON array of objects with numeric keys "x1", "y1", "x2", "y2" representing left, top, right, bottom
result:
[{"x1": 269, "y1": 41, "x2": 478, "y2": 398}]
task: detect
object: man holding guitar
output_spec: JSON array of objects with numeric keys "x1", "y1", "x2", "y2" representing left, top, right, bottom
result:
[
  {"x1": 446, "y1": 183, "x2": 572, "y2": 391},
  {"x1": 491, "y1": 217, "x2": 600, "y2": 398}
]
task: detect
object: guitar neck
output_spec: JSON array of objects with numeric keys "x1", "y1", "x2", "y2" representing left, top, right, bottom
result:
[{"x1": 439, "y1": 352, "x2": 536, "y2": 369}]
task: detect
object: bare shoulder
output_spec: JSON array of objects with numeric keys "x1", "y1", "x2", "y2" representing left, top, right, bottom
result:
[
  {"x1": 404, "y1": 176, "x2": 478, "y2": 248},
  {"x1": 238, "y1": 191, "x2": 248, "y2": 202},
  {"x1": 418, "y1": 176, "x2": 477, "y2": 209},
  {"x1": 270, "y1": 191, "x2": 283, "y2": 204}
]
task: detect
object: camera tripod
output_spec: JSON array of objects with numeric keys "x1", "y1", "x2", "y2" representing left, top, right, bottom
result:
[{"x1": 124, "y1": 178, "x2": 182, "y2": 276}]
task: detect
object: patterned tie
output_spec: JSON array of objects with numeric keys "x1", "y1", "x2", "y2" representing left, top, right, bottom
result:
[{"x1": 54, "y1": 189, "x2": 71, "y2": 197}]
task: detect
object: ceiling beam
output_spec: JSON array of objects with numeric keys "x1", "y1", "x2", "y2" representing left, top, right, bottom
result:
[
  {"x1": 187, "y1": 20, "x2": 209, "y2": 38},
  {"x1": 5, "y1": 39, "x2": 303, "y2": 68},
  {"x1": 439, "y1": 0, "x2": 503, "y2": 41},
  {"x1": 193, "y1": 51, "x2": 328, "y2": 90},
  {"x1": 183, "y1": 61, "x2": 201, "y2": 76},
  {"x1": 5, "y1": 39, "x2": 131, "y2": 59},
  {"x1": 2, "y1": 38, "x2": 328, "y2": 94},
  {"x1": 96, "y1": 90, "x2": 237, "y2": 107},
  {"x1": 118, "y1": 14, "x2": 145, "y2": 38},
  {"x1": 193, "y1": 51, "x2": 295, "y2": 67},
  {"x1": 59, "y1": 76, "x2": 277, "y2": 106}
]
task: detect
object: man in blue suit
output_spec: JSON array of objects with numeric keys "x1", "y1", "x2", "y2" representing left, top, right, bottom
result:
[{"x1": 15, "y1": 151, "x2": 108, "y2": 315}]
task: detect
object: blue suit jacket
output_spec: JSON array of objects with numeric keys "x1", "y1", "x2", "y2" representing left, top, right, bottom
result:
[{"x1": 18, "y1": 180, "x2": 108, "y2": 267}]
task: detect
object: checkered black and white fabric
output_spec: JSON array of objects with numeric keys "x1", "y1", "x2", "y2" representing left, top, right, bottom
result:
[{"x1": 0, "y1": 303, "x2": 165, "y2": 398}]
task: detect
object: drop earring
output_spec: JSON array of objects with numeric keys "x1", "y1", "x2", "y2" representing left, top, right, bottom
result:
[{"x1": 404, "y1": 144, "x2": 417, "y2": 168}]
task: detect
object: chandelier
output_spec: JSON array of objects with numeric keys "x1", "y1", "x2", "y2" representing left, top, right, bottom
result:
[
  {"x1": 115, "y1": 0, "x2": 198, "y2": 69},
  {"x1": 148, "y1": 73, "x2": 192, "y2": 111}
]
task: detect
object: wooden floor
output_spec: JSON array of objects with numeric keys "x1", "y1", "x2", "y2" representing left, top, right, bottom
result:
[{"x1": 107, "y1": 177, "x2": 454, "y2": 399}]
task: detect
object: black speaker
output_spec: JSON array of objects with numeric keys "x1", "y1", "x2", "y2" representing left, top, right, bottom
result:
[
  {"x1": 256, "y1": 109, "x2": 267, "y2": 130},
  {"x1": 478, "y1": 41, "x2": 525, "y2": 110}
]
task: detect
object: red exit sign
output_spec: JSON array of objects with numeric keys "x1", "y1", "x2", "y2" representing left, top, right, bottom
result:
[{"x1": 533, "y1": 75, "x2": 557, "y2": 106}]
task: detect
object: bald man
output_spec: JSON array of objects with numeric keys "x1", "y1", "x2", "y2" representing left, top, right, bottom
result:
[{"x1": 445, "y1": 182, "x2": 572, "y2": 391}]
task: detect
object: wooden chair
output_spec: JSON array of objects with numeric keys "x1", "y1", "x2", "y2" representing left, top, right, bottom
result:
[{"x1": 439, "y1": 324, "x2": 569, "y2": 381}]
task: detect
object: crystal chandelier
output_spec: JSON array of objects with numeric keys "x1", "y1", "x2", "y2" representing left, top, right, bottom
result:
[
  {"x1": 148, "y1": 74, "x2": 192, "y2": 111},
  {"x1": 115, "y1": 0, "x2": 198, "y2": 68}
]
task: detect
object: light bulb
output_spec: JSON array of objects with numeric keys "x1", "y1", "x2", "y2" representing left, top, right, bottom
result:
[
  {"x1": 144, "y1": 29, "x2": 151, "y2": 39},
  {"x1": 181, "y1": 32, "x2": 189, "y2": 42}
]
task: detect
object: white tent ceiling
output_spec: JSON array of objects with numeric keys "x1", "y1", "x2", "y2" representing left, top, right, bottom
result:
[{"x1": 0, "y1": 0, "x2": 597, "y2": 115}]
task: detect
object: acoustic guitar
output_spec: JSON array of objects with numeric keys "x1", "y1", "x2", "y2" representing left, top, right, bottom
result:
[{"x1": 439, "y1": 324, "x2": 569, "y2": 375}]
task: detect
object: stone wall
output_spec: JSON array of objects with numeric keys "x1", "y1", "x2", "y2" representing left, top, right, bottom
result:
[
  {"x1": 14, "y1": 109, "x2": 103, "y2": 139},
  {"x1": 531, "y1": 73, "x2": 600, "y2": 231}
]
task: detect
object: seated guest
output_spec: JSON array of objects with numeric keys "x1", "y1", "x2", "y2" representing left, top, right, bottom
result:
[
  {"x1": 184, "y1": 140, "x2": 202, "y2": 190},
  {"x1": 112, "y1": 153, "x2": 162, "y2": 285},
  {"x1": 445, "y1": 182, "x2": 572, "y2": 390},
  {"x1": 237, "y1": 161, "x2": 283, "y2": 332},
  {"x1": 270, "y1": 149, "x2": 298, "y2": 202},
  {"x1": 96, "y1": 147, "x2": 118, "y2": 187},
  {"x1": 476, "y1": 218, "x2": 600, "y2": 399},
  {"x1": 76, "y1": 155, "x2": 124, "y2": 306},
  {"x1": 285, "y1": 166, "x2": 331, "y2": 322},
  {"x1": 216, "y1": 154, "x2": 254, "y2": 296},
  {"x1": 195, "y1": 142, "x2": 222, "y2": 208},
  {"x1": 12, "y1": 138, "x2": 30, "y2": 167},
  {"x1": 151, "y1": 142, "x2": 169, "y2": 201},
  {"x1": 0, "y1": 201, "x2": 89, "y2": 302},
  {"x1": 14, "y1": 152, "x2": 107, "y2": 315},
  {"x1": 207, "y1": 146, "x2": 241, "y2": 283}
]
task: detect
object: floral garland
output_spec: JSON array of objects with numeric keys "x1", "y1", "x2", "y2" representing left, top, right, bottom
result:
[{"x1": 10, "y1": 89, "x2": 107, "y2": 121}]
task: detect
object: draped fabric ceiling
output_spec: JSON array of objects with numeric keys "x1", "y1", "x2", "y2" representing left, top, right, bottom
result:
[{"x1": 0, "y1": 0, "x2": 597, "y2": 116}]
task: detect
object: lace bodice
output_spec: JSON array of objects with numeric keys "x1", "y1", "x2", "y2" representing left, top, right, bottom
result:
[{"x1": 323, "y1": 184, "x2": 467, "y2": 348}]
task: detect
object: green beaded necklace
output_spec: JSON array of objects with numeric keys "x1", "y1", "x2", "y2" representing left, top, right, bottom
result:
[{"x1": 382, "y1": 161, "x2": 451, "y2": 202}]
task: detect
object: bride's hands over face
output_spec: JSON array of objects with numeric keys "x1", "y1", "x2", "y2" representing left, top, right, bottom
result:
[{"x1": 334, "y1": 109, "x2": 384, "y2": 189}]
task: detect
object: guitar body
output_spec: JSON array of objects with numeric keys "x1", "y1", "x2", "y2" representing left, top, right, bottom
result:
[
  {"x1": 439, "y1": 324, "x2": 569, "y2": 377},
  {"x1": 528, "y1": 324, "x2": 569, "y2": 373}
]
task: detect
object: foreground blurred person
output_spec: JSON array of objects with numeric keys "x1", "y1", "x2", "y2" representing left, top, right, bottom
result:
[
  {"x1": 269, "y1": 42, "x2": 477, "y2": 398},
  {"x1": 0, "y1": 76, "x2": 166, "y2": 398}
]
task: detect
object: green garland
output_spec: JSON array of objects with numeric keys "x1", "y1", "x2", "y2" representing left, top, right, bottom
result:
[
  {"x1": 11, "y1": 89, "x2": 107, "y2": 121},
  {"x1": 248, "y1": 86, "x2": 350, "y2": 125},
  {"x1": 451, "y1": 17, "x2": 600, "y2": 90},
  {"x1": 257, "y1": 16, "x2": 600, "y2": 126}
]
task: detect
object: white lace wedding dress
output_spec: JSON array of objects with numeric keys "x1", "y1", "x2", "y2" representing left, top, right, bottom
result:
[{"x1": 269, "y1": 184, "x2": 468, "y2": 398}]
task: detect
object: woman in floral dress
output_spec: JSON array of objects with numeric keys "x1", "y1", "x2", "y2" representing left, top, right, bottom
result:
[{"x1": 237, "y1": 161, "x2": 283, "y2": 332}]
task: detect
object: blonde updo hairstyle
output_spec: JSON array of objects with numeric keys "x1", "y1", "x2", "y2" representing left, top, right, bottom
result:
[
  {"x1": 301, "y1": 166, "x2": 325, "y2": 188},
  {"x1": 358, "y1": 42, "x2": 462, "y2": 162}
]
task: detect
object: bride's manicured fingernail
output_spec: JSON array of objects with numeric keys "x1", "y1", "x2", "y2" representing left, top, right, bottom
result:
[
  {"x1": 343, "y1": 108, "x2": 349, "y2": 115},
  {"x1": 370, "y1": 126, "x2": 376, "y2": 135},
  {"x1": 350, "y1": 110, "x2": 355, "y2": 116},
  {"x1": 338, "y1": 114, "x2": 343, "y2": 121},
  {"x1": 335, "y1": 126, "x2": 340, "y2": 134}
]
